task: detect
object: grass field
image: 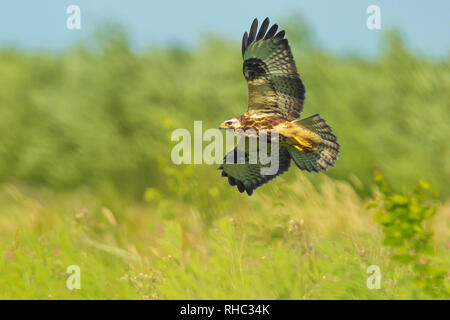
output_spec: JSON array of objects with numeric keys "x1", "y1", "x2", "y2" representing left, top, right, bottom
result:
[
  {"x1": 0, "y1": 22, "x2": 449, "y2": 299},
  {"x1": 1, "y1": 174, "x2": 448, "y2": 299}
]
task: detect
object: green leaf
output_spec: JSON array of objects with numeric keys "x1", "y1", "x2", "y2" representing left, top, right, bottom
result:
[
  {"x1": 390, "y1": 195, "x2": 409, "y2": 205},
  {"x1": 418, "y1": 180, "x2": 430, "y2": 190}
]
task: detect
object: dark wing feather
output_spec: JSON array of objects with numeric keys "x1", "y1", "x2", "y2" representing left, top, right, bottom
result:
[
  {"x1": 256, "y1": 17, "x2": 270, "y2": 41},
  {"x1": 241, "y1": 18, "x2": 305, "y2": 120},
  {"x1": 241, "y1": 32, "x2": 248, "y2": 57},
  {"x1": 247, "y1": 18, "x2": 258, "y2": 44},
  {"x1": 274, "y1": 30, "x2": 285, "y2": 39},
  {"x1": 219, "y1": 139, "x2": 291, "y2": 196},
  {"x1": 264, "y1": 24, "x2": 278, "y2": 39}
]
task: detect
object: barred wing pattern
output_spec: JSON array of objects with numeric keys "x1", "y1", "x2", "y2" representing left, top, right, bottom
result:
[
  {"x1": 219, "y1": 141, "x2": 291, "y2": 196},
  {"x1": 242, "y1": 18, "x2": 305, "y2": 121}
]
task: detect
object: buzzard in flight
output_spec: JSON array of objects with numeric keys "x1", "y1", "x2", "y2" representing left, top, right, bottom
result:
[{"x1": 219, "y1": 17, "x2": 339, "y2": 195}]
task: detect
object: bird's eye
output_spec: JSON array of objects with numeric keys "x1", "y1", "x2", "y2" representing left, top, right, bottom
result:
[{"x1": 225, "y1": 121, "x2": 232, "y2": 126}]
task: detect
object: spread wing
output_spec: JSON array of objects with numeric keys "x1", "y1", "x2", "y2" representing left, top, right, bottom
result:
[
  {"x1": 242, "y1": 18, "x2": 305, "y2": 121},
  {"x1": 219, "y1": 139, "x2": 291, "y2": 196}
]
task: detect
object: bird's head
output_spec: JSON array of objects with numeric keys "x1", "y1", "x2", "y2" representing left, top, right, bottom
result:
[{"x1": 219, "y1": 117, "x2": 241, "y2": 130}]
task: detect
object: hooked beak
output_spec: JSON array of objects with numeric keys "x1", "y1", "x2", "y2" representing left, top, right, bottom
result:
[{"x1": 219, "y1": 123, "x2": 228, "y2": 129}]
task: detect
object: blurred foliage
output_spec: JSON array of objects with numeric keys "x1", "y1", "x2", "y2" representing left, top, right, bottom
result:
[
  {"x1": 0, "y1": 23, "x2": 449, "y2": 200},
  {"x1": 370, "y1": 171, "x2": 449, "y2": 298}
]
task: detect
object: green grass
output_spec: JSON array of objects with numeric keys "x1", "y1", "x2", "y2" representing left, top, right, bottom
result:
[{"x1": 0, "y1": 175, "x2": 448, "y2": 299}]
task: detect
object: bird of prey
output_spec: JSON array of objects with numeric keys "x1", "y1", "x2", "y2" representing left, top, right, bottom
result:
[{"x1": 219, "y1": 17, "x2": 339, "y2": 196}]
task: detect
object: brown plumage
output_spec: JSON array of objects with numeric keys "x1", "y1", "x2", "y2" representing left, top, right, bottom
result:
[{"x1": 219, "y1": 18, "x2": 340, "y2": 195}]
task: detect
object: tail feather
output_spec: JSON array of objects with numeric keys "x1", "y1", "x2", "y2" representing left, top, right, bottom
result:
[{"x1": 288, "y1": 114, "x2": 340, "y2": 172}]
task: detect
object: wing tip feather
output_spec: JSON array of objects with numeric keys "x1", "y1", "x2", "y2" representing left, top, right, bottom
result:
[
  {"x1": 241, "y1": 17, "x2": 285, "y2": 58},
  {"x1": 218, "y1": 149, "x2": 292, "y2": 196}
]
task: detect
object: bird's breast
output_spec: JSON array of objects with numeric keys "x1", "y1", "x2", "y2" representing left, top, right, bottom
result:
[{"x1": 240, "y1": 114, "x2": 286, "y2": 131}]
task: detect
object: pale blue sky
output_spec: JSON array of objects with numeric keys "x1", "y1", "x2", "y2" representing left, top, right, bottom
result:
[{"x1": 0, "y1": 1, "x2": 449, "y2": 57}]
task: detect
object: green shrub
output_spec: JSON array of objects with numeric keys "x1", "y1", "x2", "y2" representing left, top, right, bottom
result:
[{"x1": 370, "y1": 171, "x2": 449, "y2": 298}]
